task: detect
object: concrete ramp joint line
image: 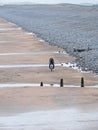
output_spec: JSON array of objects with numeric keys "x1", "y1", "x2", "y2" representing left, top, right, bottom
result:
[{"x1": 0, "y1": 64, "x2": 61, "y2": 68}]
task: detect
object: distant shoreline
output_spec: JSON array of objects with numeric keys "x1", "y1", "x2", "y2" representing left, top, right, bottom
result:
[{"x1": 0, "y1": 3, "x2": 97, "y2": 6}]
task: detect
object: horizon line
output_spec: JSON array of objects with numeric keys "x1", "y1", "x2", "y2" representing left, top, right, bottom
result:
[{"x1": 0, "y1": 2, "x2": 97, "y2": 6}]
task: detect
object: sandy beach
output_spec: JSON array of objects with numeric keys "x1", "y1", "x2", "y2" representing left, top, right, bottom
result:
[
  {"x1": 0, "y1": 19, "x2": 98, "y2": 86},
  {"x1": 0, "y1": 18, "x2": 98, "y2": 129}
]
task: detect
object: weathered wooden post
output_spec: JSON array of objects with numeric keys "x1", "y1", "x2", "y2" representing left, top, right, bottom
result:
[
  {"x1": 40, "y1": 82, "x2": 43, "y2": 87},
  {"x1": 81, "y1": 77, "x2": 84, "y2": 87},
  {"x1": 60, "y1": 79, "x2": 63, "y2": 87}
]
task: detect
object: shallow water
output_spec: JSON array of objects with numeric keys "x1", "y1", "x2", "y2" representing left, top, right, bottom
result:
[
  {"x1": 0, "y1": 109, "x2": 98, "y2": 130},
  {"x1": 0, "y1": 4, "x2": 98, "y2": 73}
]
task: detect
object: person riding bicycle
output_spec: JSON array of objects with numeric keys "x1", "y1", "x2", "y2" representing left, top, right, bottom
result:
[{"x1": 49, "y1": 58, "x2": 55, "y2": 71}]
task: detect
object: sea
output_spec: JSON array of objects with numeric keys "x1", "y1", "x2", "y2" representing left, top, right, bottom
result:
[{"x1": 0, "y1": 4, "x2": 98, "y2": 73}]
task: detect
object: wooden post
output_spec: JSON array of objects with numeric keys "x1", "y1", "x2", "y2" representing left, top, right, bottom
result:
[
  {"x1": 60, "y1": 79, "x2": 63, "y2": 87},
  {"x1": 40, "y1": 82, "x2": 43, "y2": 87},
  {"x1": 81, "y1": 77, "x2": 84, "y2": 87}
]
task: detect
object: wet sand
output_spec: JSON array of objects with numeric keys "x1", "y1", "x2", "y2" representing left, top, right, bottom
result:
[
  {"x1": 0, "y1": 87, "x2": 98, "y2": 116},
  {"x1": 0, "y1": 18, "x2": 98, "y2": 129}
]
